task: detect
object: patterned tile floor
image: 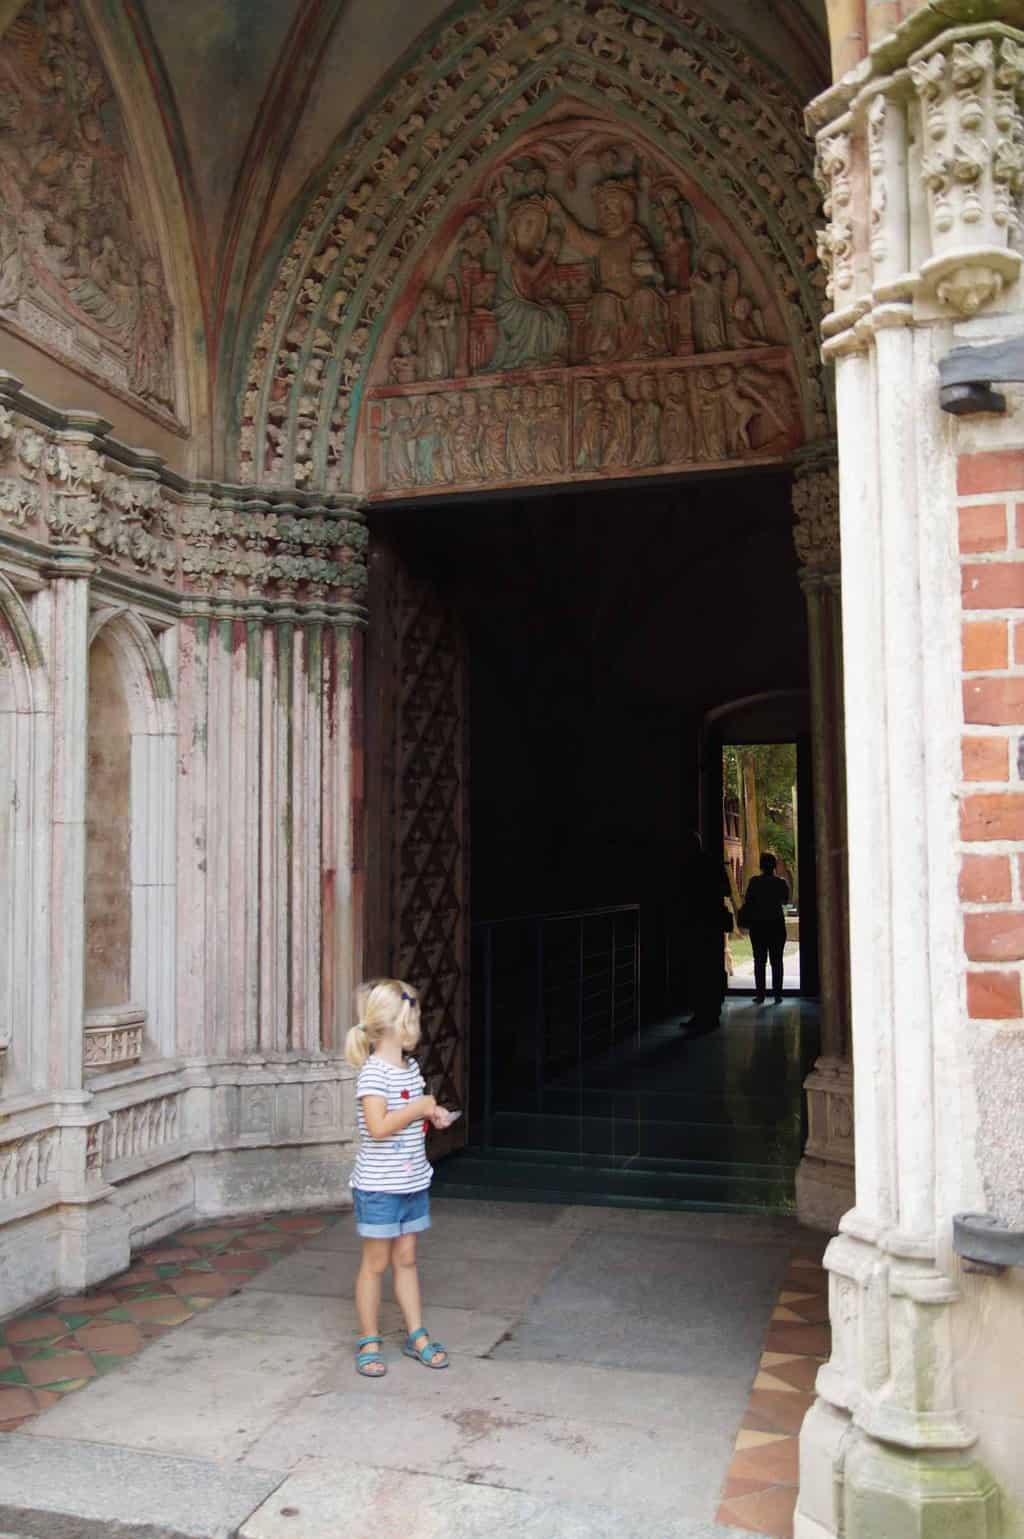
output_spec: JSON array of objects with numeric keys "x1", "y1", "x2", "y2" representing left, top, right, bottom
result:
[
  {"x1": 0, "y1": 1212, "x2": 335, "y2": 1432},
  {"x1": 715, "y1": 1249, "x2": 831, "y2": 1539},
  {"x1": 0, "y1": 1210, "x2": 830, "y2": 1539}
]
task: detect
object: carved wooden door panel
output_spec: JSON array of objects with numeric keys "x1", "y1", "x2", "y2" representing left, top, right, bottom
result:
[{"x1": 366, "y1": 534, "x2": 469, "y2": 1158}]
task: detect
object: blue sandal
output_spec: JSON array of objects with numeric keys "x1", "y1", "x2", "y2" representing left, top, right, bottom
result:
[
  {"x1": 403, "y1": 1327, "x2": 448, "y2": 1368},
  {"x1": 355, "y1": 1335, "x2": 386, "y2": 1377}
]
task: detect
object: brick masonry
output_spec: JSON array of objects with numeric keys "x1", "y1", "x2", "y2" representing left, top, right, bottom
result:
[{"x1": 958, "y1": 453, "x2": 1024, "y2": 1023}]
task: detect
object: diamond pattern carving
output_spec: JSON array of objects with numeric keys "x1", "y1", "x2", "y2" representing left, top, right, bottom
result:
[{"x1": 392, "y1": 565, "x2": 468, "y2": 1136}]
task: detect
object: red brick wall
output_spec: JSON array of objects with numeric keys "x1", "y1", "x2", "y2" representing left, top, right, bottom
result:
[{"x1": 958, "y1": 451, "x2": 1024, "y2": 1021}]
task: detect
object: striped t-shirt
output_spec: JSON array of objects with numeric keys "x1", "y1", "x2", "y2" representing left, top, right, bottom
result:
[{"x1": 350, "y1": 1055, "x2": 433, "y2": 1194}]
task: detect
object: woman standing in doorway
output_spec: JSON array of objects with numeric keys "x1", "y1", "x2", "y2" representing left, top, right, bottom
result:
[{"x1": 741, "y1": 853, "x2": 789, "y2": 1005}]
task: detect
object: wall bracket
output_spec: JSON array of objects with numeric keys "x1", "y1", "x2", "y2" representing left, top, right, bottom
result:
[
  {"x1": 938, "y1": 338, "x2": 1024, "y2": 415},
  {"x1": 953, "y1": 1211, "x2": 1024, "y2": 1275}
]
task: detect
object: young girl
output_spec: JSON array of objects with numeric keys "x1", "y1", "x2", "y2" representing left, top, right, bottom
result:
[{"x1": 345, "y1": 978, "x2": 457, "y2": 1378}]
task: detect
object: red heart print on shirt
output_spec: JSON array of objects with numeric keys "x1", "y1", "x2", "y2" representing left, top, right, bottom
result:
[{"x1": 400, "y1": 1090, "x2": 410, "y2": 1100}]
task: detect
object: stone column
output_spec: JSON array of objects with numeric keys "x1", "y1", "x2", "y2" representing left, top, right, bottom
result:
[
  {"x1": 792, "y1": 447, "x2": 855, "y2": 1231},
  {"x1": 797, "y1": 14, "x2": 1022, "y2": 1538}
]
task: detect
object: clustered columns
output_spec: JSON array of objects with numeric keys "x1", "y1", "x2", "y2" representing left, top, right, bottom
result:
[
  {"x1": 175, "y1": 493, "x2": 367, "y2": 1067},
  {"x1": 791, "y1": 447, "x2": 854, "y2": 1233},
  {"x1": 798, "y1": 8, "x2": 1024, "y2": 1538}
]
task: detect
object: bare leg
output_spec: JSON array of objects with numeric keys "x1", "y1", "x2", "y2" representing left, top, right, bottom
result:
[
  {"x1": 392, "y1": 1234, "x2": 447, "y2": 1366},
  {"x1": 355, "y1": 1238, "x2": 391, "y2": 1376}
]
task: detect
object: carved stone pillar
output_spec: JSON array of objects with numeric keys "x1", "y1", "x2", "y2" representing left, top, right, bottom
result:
[
  {"x1": 792, "y1": 447, "x2": 855, "y2": 1232},
  {"x1": 798, "y1": 11, "x2": 1021, "y2": 1538}
]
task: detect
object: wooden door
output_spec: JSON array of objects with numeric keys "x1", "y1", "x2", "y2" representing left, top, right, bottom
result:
[{"x1": 365, "y1": 533, "x2": 470, "y2": 1157}]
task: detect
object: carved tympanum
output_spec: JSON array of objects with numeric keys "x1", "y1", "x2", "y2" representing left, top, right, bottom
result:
[
  {"x1": 363, "y1": 125, "x2": 798, "y2": 497},
  {"x1": 239, "y1": 0, "x2": 824, "y2": 494},
  {"x1": 0, "y1": 1, "x2": 178, "y2": 417}
]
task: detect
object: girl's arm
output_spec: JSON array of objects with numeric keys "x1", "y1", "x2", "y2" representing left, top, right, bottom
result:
[{"x1": 362, "y1": 1094, "x2": 435, "y2": 1141}]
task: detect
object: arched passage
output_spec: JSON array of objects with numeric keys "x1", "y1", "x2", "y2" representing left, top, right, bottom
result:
[
  {"x1": 84, "y1": 608, "x2": 176, "y2": 1071},
  {"x1": 0, "y1": 575, "x2": 52, "y2": 1094}
]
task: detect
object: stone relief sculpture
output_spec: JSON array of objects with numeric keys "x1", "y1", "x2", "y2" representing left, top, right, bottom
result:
[
  {"x1": 364, "y1": 126, "x2": 796, "y2": 498},
  {"x1": 367, "y1": 362, "x2": 797, "y2": 495},
  {"x1": 240, "y1": 1, "x2": 826, "y2": 494},
  {"x1": 0, "y1": 0, "x2": 178, "y2": 419}
]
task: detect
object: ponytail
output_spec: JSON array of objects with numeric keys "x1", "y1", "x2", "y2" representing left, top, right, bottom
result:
[
  {"x1": 346, "y1": 978, "x2": 421, "y2": 1067},
  {"x1": 345, "y1": 1022, "x2": 371, "y2": 1069}
]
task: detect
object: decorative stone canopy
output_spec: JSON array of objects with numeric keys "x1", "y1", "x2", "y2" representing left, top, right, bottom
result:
[
  {"x1": 809, "y1": 9, "x2": 1024, "y2": 346},
  {"x1": 236, "y1": 0, "x2": 831, "y2": 496}
]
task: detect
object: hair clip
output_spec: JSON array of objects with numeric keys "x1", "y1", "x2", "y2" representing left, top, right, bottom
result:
[{"x1": 401, "y1": 991, "x2": 416, "y2": 1005}]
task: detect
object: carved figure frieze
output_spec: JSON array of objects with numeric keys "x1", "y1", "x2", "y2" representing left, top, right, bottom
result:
[
  {"x1": 367, "y1": 353, "x2": 798, "y2": 497},
  {"x1": 0, "y1": 1131, "x2": 58, "y2": 1202},
  {"x1": 237, "y1": 0, "x2": 824, "y2": 494},
  {"x1": 0, "y1": 1, "x2": 178, "y2": 419},
  {"x1": 102, "y1": 1093, "x2": 181, "y2": 1166}
]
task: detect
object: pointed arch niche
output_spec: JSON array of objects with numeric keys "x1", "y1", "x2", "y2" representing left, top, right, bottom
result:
[
  {"x1": 236, "y1": 0, "x2": 828, "y2": 497},
  {"x1": 83, "y1": 607, "x2": 176, "y2": 1074},
  {"x1": 0, "y1": 575, "x2": 52, "y2": 1095}
]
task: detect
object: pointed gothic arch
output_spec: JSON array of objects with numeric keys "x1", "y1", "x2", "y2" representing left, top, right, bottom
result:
[
  {"x1": 235, "y1": 0, "x2": 828, "y2": 494},
  {"x1": 0, "y1": 575, "x2": 52, "y2": 1091}
]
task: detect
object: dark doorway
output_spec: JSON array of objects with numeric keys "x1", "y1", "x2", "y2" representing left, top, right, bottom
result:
[{"x1": 367, "y1": 468, "x2": 820, "y2": 1210}]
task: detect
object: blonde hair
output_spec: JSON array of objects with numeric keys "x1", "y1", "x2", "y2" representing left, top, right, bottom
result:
[{"x1": 345, "y1": 978, "x2": 422, "y2": 1069}]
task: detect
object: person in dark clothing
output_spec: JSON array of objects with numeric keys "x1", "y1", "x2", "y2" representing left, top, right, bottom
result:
[
  {"x1": 742, "y1": 852, "x2": 789, "y2": 1005},
  {"x1": 679, "y1": 832, "x2": 732, "y2": 1038}
]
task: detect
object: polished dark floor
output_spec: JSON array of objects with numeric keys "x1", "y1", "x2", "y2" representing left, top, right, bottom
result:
[{"x1": 434, "y1": 997, "x2": 819, "y2": 1213}]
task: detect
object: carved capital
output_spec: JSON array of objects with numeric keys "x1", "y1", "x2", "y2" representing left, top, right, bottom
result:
[
  {"x1": 911, "y1": 29, "x2": 1024, "y2": 314},
  {"x1": 792, "y1": 451, "x2": 840, "y2": 575}
]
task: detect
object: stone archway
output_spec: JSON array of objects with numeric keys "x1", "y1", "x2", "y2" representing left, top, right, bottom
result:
[
  {"x1": 235, "y1": 0, "x2": 831, "y2": 495},
  {"x1": 235, "y1": 0, "x2": 852, "y2": 1230}
]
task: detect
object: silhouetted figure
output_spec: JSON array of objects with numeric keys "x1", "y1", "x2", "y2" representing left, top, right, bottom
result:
[
  {"x1": 743, "y1": 852, "x2": 789, "y2": 1005},
  {"x1": 679, "y1": 832, "x2": 731, "y2": 1038}
]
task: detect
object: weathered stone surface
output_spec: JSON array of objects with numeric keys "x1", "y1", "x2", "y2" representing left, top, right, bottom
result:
[
  {"x1": 0, "y1": 1435, "x2": 283, "y2": 1539},
  {"x1": 240, "y1": 1461, "x2": 752, "y2": 1539}
]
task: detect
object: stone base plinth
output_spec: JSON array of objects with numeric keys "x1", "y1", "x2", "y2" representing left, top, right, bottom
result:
[{"x1": 797, "y1": 1055, "x2": 854, "y2": 1232}]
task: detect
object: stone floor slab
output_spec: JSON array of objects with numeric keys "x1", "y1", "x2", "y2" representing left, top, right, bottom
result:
[
  {"x1": 494, "y1": 1229, "x2": 789, "y2": 1376},
  {"x1": 23, "y1": 1328, "x2": 333, "y2": 1461},
  {"x1": 0, "y1": 1434, "x2": 283, "y2": 1539},
  {"x1": 240, "y1": 1460, "x2": 752, "y2": 1539},
  {"x1": 241, "y1": 1382, "x2": 740, "y2": 1519}
]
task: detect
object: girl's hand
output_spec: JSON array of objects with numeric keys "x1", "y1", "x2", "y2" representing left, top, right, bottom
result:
[
  {"x1": 430, "y1": 1106, "x2": 454, "y2": 1129},
  {"x1": 418, "y1": 1094, "x2": 437, "y2": 1117}
]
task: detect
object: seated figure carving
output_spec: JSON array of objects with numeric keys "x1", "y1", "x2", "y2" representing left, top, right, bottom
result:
[{"x1": 548, "y1": 177, "x2": 671, "y2": 363}]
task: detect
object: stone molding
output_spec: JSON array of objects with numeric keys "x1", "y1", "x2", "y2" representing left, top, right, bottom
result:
[
  {"x1": 238, "y1": 0, "x2": 829, "y2": 494},
  {"x1": 0, "y1": 1058, "x2": 354, "y2": 1204},
  {"x1": 809, "y1": 17, "x2": 1024, "y2": 350},
  {"x1": 0, "y1": 373, "x2": 368, "y2": 617}
]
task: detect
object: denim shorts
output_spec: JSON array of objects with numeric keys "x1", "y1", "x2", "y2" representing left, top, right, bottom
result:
[{"x1": 352, "y1": 1187, "x2": 431, "y2": 1239}]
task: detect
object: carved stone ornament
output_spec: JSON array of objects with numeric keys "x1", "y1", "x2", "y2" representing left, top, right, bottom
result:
[
  {"x1": 792, "y1": 459, "x2": 840, "y2": 573},
  {"x1": 0, "y1": 380, "x2": 368, "y2": 608},
  {"x1": 102, "y1": 1093, "x2": 182, "y2": 1167},
  {"x1": 0, "y1": 1, "x2": 179, "y2": 421},
  {"x1": 911, "y1": 30, "x2": 1024, "y2": 314},
  {"x1": 815, "y1": 132, "x2": 853, "y2": 302},
  {"x1": 0, "y1": 1130, "x2": 59, "y2": 1202},
  {"x1": 239, "y1": 0, "x2": 828, "y2": 494},
  {"x1": 83, "y1": 1006, "x2": 145, "y2": 1073}
]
